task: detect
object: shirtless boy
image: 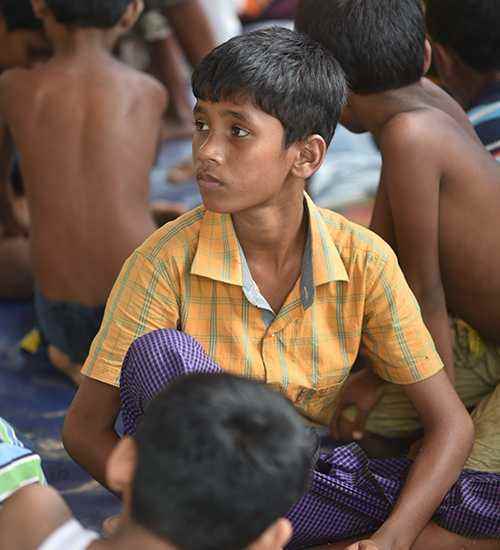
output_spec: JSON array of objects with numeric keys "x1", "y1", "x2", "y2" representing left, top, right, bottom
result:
[
  {"x1": 0, "y1": 373, "x2": 310, "y2": 549},
  {"x1": 0, "y1": 0, "x2": 49, "y2": 299},
  {"x1": 0, "y1": 0, "x2": 166, "y2": 382},
  {"x1": 426, "y1": 0, "x2": 500, "y2": 159},
  {"x1": 64, "y1": 27, "x2": 483, "y2": 549},
  {"x1": 296, "y1": 0, "x2": 500, "y2": 471}
]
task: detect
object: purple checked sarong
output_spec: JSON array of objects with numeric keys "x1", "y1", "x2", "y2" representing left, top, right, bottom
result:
[{"x1": 120, "y1": 329, "x2": 500, "y2": 548}]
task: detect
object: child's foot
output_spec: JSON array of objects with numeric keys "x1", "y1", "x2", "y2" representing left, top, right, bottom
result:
[
  {"x1": 47, "y1": 345, "x2": 83, "y2": 386},
  {"x1": 167, "y1": 157, "x2": 195, "y2": 184}
]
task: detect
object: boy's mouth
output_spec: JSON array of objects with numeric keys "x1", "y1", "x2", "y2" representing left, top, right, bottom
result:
[{"x1": 196, "y1": 171, "x2": 224, "y2": 189}]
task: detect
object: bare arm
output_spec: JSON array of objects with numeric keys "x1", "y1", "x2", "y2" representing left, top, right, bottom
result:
[
  {"x1": 0, "y1": 485, "x2": 73, "y2": 549},
  {"x1": 369, "y1": 371, "x2": 474, "y2": 550},
  {"x1": 0, "y1": 109, "x2": 20, "y2": 236},
  {"x1": 374, "y1": 117, "x2": 455, "y2": 383},
  {"x1": 63, "y1": 377, "x2": 121, "y2": 490},
  {"x1": 164, "y1": 0, "x2": 216, "y2": 65}
]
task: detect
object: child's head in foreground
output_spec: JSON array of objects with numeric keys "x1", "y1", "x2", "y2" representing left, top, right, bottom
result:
[
  {"x1": 190, "y1": 26, "x2": 347, "y2": 214},
  {"x1": 31, "y1": 0, "x2": 143, "y2": 38},
  {"x1": 426, "y1": 0, "x2": 500, "y2": 107},
  {"x1": 295, "y1": 0, "x2": 429, "y2": 129},
  {"x1": 0, "y1": 0, "x2": 48, "y2": 68},
  {"x1": 108, "y1": 373, "x2": 316, "y2": 550}
]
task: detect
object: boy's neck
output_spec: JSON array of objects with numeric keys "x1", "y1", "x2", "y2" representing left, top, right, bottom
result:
[
  {"x1": 348, "y1": 79, "x2": 432, "y2": 136},
  {"x1": 48, "y1": 25, "x2": 117, "y2": 57},
  {"x1": 231, "y1": 186, "x2": 307, "y2": 268}
]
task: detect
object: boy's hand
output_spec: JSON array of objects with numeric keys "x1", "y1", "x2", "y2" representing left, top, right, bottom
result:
[{"x1": 330, "y1": 367, "x2": 385, "y2": 441}]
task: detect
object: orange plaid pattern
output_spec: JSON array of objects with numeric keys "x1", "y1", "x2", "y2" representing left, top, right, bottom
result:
[{"x1": 83, "y1": 195, "x2": 443, "y2": 425}]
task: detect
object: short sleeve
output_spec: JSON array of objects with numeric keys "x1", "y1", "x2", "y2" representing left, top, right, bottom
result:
[
  {"x1": 362, "y1": 251, "x2": 443, "y2": 384},
  {"x1": 82, "y1": 251, "x2": 180, "y2": 386}
]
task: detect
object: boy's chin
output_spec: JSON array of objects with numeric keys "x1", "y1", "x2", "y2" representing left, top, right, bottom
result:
[{"x1": 341, "y1": 121, "x2": 368, "y2": 134}]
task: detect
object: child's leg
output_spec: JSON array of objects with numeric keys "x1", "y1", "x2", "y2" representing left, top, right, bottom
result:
[
  {"x1": 465, "y1": 383, "x2": 500, "y2": 473},
  {"x1": 119, "y1": 328, "x2": 222, "y2": 435},
  {"x1": 310, "y1": 525, "x2": 500, "y2": 549}
]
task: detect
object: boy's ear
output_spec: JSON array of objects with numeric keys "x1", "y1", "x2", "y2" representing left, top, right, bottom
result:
[
  {"x1": 248, "y1": 518, "x2": 293, "y2": 550},
  {"x1": 423, "y1": 38, "x2": 432, "y2": 76},
  {"x1": 106, "y1": 436, "x2": 138, "y2": 495},
  {"x1": 119, "y1": 0, "x2": 144, "y2": 33},
  {"x1": 31, "y1": 0, "x2": 49, "y2": 20},
  {"x1": 291, "y1": 134, "x2": 326, "y2": 180}
]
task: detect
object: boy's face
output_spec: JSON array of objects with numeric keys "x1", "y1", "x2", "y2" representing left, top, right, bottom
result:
[
  {"x1": 192, "y1": 98, "x2": 301, "y2": 214},
  {"x1": 0, "y1": 20, "x2": 50, "y2": 68}
]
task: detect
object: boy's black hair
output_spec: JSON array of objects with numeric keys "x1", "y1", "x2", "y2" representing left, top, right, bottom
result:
[
  {"x1": 426, "y1": 0, "x2": 500, "y2": 73},
  {"x1": 0, "y1": 0, "x2": 42, "y2": 31},
  {"x1": 45, "y1": 0, "x2": 133, "y2": 29},
  {"x1": 132, "y1": 374, "x2": 316, "y2": 550},
  {"x1": 295, "y1": 0, "x2": 426, "y2": 94},
  {"x1": 192, "y1": 26, "x2": 346, "y2": 147}
]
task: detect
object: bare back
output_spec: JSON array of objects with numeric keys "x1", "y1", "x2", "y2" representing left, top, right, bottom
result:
[
  {"x1": 373, "y1": 79, "x2": 500, "y2": 342},
  {"x1": 0, "y1": 54, "x2": 165, "y2": 305}
]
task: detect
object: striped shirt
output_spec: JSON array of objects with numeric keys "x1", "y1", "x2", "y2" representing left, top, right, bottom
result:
[
  {"x1": 0, "y1": 418, "x2": 45, "y2": 503},
  {"x1": 468, "y1": 82, "x2": 500, "y2": 161},
  {"x1": 83, "y1": 195, "x2": 443, "y2": 425}
]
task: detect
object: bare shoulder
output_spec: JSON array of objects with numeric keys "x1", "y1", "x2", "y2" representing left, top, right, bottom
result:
[
  {"x1": 115, "y1": 61, "x2": 168, "y2": 111},
  {"x1": 379, "y1": 108, "x2": 445, "y2": 152},
  {"x1": 0, "y1": 485, "x2": 73, "y2": 549}
]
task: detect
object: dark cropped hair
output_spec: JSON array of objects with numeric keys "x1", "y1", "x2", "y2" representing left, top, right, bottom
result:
[
  {"x1": 45, "y1": 0, "x2": 133, "y2": 28},
  {"x1": 426, "y1": 0, "x2": 500, "y2": 73},
  {"x1": 295, "y1": 0, "x2": 426, "y2": 94},
  {"x1": 192, "y1": 26, "x2": 347, "y2": 147},
  {"x1": 0, "y1": 0, "x2": 42, "y2": 30},
  {"x1": 132, "y1": 374, "x2": 316, "y2": 550}
]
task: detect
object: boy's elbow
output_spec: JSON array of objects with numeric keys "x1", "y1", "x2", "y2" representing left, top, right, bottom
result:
[{"x1": 62, "y1": 408, "x2": 85, "y2": 460}]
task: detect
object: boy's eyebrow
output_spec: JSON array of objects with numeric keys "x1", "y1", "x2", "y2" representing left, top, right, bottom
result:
[
  {"x1": 221, "y1": 110, "x2": 252, "y2": 124},
  {"x1": 193, "y1": 104, "x2": 253, "y2": 124}
]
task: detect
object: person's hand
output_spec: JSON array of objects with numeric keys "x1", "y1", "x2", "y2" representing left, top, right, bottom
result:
[
  {"x1": 330, "y1": 367, "x2": 385, "y2": 441},
  {"x1": 344, "y1": 540, "x2": 380, "y2": 550}
]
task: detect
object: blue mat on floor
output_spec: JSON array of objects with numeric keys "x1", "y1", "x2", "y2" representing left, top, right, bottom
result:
[{"x1": 0, "y1": 299, "x2": 120, "y2": 530}]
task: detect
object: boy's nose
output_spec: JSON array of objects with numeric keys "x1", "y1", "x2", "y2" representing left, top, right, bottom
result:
[{"x1": 195, "y1": 133, "x2": 224, "y2": 165}]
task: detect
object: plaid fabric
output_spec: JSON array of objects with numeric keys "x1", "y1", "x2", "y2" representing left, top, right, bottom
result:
[
  {"x1": 120, "y1": 329, "x2": 500, "y2": 546},
  {"x1": 0, "y1": 418, "x2": 46, "y2": 502},
  {"x1": 86, "y1": 194, "x2": 443, "y2": 426}
]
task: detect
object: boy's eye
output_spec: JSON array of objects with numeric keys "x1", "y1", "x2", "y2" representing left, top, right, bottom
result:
[
  {"x1": 231, "y1": 126, "x2": 250, "y2": 138},
  {"x1": 195, "y1": 120, "x2": 209, "y2": 132}
]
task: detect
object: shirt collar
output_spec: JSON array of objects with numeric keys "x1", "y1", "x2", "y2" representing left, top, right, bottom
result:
[{"x1": 190, "y1": 193, "x2": 349, "y2": 289}]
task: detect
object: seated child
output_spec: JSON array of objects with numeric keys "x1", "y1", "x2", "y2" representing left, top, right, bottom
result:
[
  {"x1": 0, "y1": 416, "x2": 45, "y2": 503},
  {"x1": 67, "y1": 26, "x2": 482, "y2": 549},
  {"x1": 426, "y1": 0, "x2": 500, "y2": 159},
  {"x1": 121, "y1": 329, "x2": 500, "y2": 549},
  {"x1": 296, "y1": 0, "x2": 500, "y2": 472},
  {"x1": 0, "y1": 372, "x2": 314, "y2": 549},
  {"x1": 0, "y1": 0, "x2": 50, "y2": 299},
  {"x1": 0, "y1": 0, "x2": 167, "y2": 383}
]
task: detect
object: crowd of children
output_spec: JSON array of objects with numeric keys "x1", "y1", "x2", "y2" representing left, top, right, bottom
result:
[{"x1": 0, "y1": 0, "x2": 499, "y2": 548}]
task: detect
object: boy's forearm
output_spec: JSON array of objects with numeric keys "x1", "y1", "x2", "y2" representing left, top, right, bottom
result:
[
  {"x1": 371, "y1": 412, "x2": 473, "y2": 550},
  {"x1": 63, "y1": 423, "x2": 120, "y2": 490}
]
